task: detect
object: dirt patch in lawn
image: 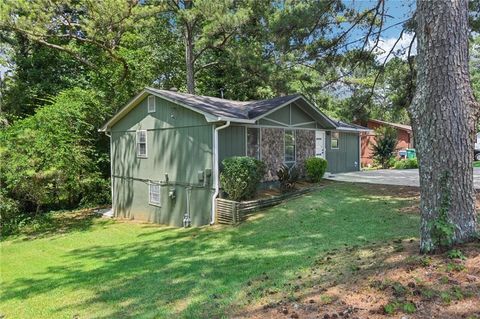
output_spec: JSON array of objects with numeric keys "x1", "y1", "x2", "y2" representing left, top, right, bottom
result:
[
  {"x1": 233, "y1": 239, "x2": 480, "y2": 319},
  {"x1": 232, "y1": 184, "x2": 480, "y2": 319}
]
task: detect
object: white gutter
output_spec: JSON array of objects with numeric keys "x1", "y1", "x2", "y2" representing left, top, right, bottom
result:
[{"x1": 210, "y1": 121, "x2": 231, "y2": 225}]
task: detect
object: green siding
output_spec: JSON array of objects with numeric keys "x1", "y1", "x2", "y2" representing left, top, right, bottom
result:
[
  {"x1": 290, "y1": 105, "x2": 314, "y2": 125},
  {"x1": 218, "y1": 125, "x2": 246, "y2": 165},
  {"x1": 112, "y1": 96, "x2": 207, "y2": 131},
  {"x1": 265, "y1": 105, "x2": 290, "y2": 124},
  {"x1": 111, "y1": 95, "x2": 214, "y2": 226},
  {"x1": 260, "y1": 103, "x2": 317, "y2": 126},
  {"x1": 325, "y1": 132, "x2": 360, "y2": 173}
]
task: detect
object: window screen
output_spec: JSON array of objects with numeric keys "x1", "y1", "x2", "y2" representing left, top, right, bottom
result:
[
  {"x1": 149, "y1": 183, "x2": 161, "y2": 206},
  {"x1": 148, "y1": 95, "x2": 155, "y2": 113},
  {"x1": 247, "y1": 127, "x2": 260, "y2": 159},
  {"x1": 331, "y1": 132, "x2": 339, "y2": 149},
  {"x1": 136, "y1": 130, "x2": 147, "y2": 157},
  {"x1": 284, "y1": 130, "x2": 296, "y2": 163}
]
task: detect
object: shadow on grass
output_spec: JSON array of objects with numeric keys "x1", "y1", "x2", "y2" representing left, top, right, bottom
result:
[
  {"x1": 4, "y1": 208, "x2": 111, "y2": 242},
  {"x1": 0, "y1": 183, "x2": 421, "y2": 318}
]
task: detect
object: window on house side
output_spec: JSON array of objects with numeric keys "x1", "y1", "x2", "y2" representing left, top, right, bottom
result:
[
  {"x1": 247, "y1": 127, "x2": 260, "y2": 159},
  {"x1": 149, "y1": 183, "x2": 161, "y2": 206},
  {"x1": 136, "y1": 130, "x2": 147, "y2": 158},
  {"x1": 148, "y1": 95, "x2": 155, "y2": 113},
  {"x1": 284, "y1": 129, "x2": 296, "y2": 164},
  {"x1": 331, "y1": 132, "x2": 339, "y2": 149}
]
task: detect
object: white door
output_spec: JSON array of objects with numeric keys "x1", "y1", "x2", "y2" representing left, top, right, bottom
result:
[{"x1": 315, "y1": 130, "x2": 326, "y2": 159}]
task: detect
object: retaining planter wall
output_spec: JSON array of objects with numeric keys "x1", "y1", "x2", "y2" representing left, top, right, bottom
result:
[{"x1": 216, "y1": 185, "x2": 322, "y2": 225}]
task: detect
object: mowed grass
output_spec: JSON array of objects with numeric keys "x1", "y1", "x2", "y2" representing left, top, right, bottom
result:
[{"x1": 0, "y1": 183, "x2": 419, "y2": 319}]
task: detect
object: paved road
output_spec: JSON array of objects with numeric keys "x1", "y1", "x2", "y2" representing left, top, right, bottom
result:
[{"x1": 325, "y1": 168, "x2": 480, "y2": 189}]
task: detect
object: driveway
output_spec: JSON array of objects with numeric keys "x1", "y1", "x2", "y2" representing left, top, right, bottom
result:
[{"x1": 325, "y1": 168, "x2": 480, "y2": 189}]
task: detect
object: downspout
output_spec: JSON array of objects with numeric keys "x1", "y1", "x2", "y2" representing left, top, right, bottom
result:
[{"x1": 211, "y1": 121, "x2": 231, "y2": 225}]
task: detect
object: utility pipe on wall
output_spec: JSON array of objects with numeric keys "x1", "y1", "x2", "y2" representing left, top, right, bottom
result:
[{"x1": 210, "y1": 121, "x2": 231, "y2": 225}]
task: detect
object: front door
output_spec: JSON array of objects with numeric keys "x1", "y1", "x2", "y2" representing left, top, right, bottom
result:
[{"x1": 315, "y1": 130, "x2": 326, "y2": 159}]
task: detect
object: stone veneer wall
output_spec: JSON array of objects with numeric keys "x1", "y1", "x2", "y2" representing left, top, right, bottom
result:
[
  {"x1": 295, "y1": 129, "x2": 315, "y2": 177},
  {"x1": 260, "y1": 128, "x2": 284, "y2": 181}
]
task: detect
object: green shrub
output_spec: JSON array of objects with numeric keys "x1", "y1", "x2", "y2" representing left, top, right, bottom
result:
[
  {"x1": 0, "y1": 191, "x2": 22, "y2": 236},
  {"x1": 276, "y1": 165, "x2": 300, "y2": 192},
  {"x1": 305, "y1": 157, "x2": 328, "y2": 182},
  {"x1": 394, "y1": 158, "x2": 419, "y2": 169},
  {"x1": 372, "y1": 126, "x2": 397, "y2": 168},
  {"x1": 220, "y1": 157, "x2": 266, "y2": 201}
]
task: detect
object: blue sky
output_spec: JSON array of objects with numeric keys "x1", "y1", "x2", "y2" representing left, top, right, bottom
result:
[{"x1": 344, "y1": 0, "x2": 417, "y2": 62}]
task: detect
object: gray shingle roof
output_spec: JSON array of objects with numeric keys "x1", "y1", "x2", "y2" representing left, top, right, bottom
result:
[
  {"x1": 100, "y1": 88, "x2": 369, "y2": 132},
  {"x1": 147, "y1": 88, "x2": 301, "y2": 120},
  {"x1": 332, "y1": 119, "x2": 371, "y2": 131}
]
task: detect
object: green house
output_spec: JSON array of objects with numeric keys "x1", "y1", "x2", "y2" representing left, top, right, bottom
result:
[{"x1": 100, "y1": 88, "x2": 369, "y2": 227}]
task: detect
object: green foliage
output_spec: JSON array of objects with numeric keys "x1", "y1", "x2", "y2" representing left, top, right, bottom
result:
[
  {"x1": 447, "y1": 249, "x2": 466, "y2": 260},
  {"x1": 428, "y1": 172, "x2": 455, "y2": 252},
  {"x1": 0, "y1": 88, "x2": 110, "y2": 223},
  {"x1": 383, "y1": 300, "x2": 416, "y2": 315},
  {"x1": 372, "y1": 126, "x2": 397, "y2": 168},
  {"x1": 220, "y1": 157, "x2": 266, "y2": 201},
  {"x1": 402, "y1": 301, "x2": 417, "y2": 314},
  {"x1": 304, "y1": 157, "x2": 328, "y2": 182},
  {"x1": 276, "y1": 165, "x2": 300, "y2": 192},
  {"x1": 393, "y1": 158, "x2": 419, "y2": 169},
  {"x1": 0, "y1": 190, "x2": 21, "y2": 235}
]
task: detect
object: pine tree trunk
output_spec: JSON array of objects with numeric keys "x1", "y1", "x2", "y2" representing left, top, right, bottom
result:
[
  {"x1": 185, "y1": 25, "x2": 195, "y2": 94},
  {"x1": 410, "y1": 0, "x2": 478, "y2": 253}
]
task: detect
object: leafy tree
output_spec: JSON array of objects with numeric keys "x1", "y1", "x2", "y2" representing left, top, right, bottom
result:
[
  {"x1": 372, "y1": 126, "x2": 397, "y2": 169},
  {"x1": 0, "y1": 88, "x2": 110, "y2": 215}
]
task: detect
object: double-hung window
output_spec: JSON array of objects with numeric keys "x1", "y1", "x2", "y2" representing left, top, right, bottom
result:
[
  {"x1": 148, "y1": 95, "x2": 156, "y2": 113},
  {"x1": 247, "y1": 127, "x2": 260, "y2": 159},
  {"x1": 149, "y1": 183, "x2": 161, "y2": 206},
  {"x1": 284, "y1": 129, "x2": 296, "y2": 165},
  {"x1": 331, "y1": 132, "x2": 339, "y2": 149},
  {"x1": 136, "y1": 130, "x2": 147, "y2": 158}
]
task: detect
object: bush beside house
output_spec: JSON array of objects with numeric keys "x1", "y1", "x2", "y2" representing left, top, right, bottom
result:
[
  {"x1": 220, "y1": 157, "x2": 266, "y2": 201},
  {"x1": 305, "y1": 157, "x2": 328, "y2": 182}
]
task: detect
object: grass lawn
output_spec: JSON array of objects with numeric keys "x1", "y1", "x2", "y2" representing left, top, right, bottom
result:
[{"x1": 0, "y1": 183, "x2": 420, "y2": 319}]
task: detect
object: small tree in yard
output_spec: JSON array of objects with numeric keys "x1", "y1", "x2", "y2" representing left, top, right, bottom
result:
[{"x1": 372, "y1": 126, "x2": 397, "y2": 169}]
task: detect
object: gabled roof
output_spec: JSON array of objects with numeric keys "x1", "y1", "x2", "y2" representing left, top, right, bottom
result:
[
  {"x1": 99, "y1": 88, "x2": 368, "y2": 132},
  {"x1": 369, "y1": 119, "x2": 412, "y2": 132}
]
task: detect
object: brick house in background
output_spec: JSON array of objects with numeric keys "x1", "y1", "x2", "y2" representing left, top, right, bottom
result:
[{"x1": 359, "y1": 119, "x2": 413, "y2": 167}]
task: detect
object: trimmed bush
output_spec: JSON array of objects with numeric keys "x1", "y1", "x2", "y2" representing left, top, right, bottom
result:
[
  {"x1": 305, "y1": 157, "x2": 328, "y2": 182},
  {"x1": 220, "y1": 157, "x2": 266, "y2": 201},
  {"x1": 277, "y1": 165, "x2": 300, "y2": 192},
  {"x1": 394, "y1": 158, "x2": 419, "y2": 169}
]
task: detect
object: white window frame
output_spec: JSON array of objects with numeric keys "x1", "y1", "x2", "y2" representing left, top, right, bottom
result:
[
  {"x1": 284, "y1": 129, "x2": 296, "y2": 164},
  {"x1": 331, "y1": 132, "x2": 340, "y2": 149},
  {"x1": 246, "y1": 127, "x2": 261, "y2": 160},
  {"x1": 149, "y1": 182, "x2": 161, "y2": 206},
  {"x1": 148, "y1": 95, "x2": 156, "y2": 113},
  {"x1": 136, "y1": 130, "x2": 147, "y2": 158}
]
